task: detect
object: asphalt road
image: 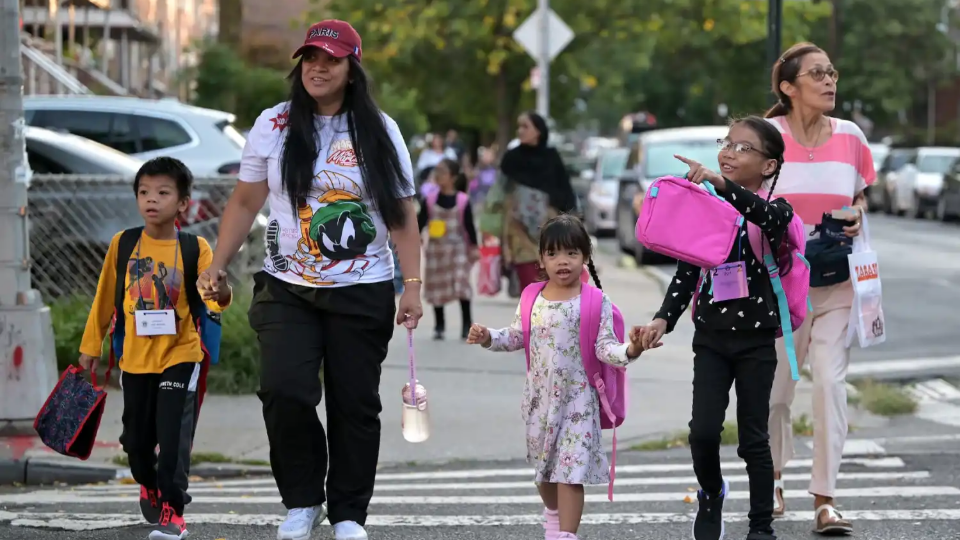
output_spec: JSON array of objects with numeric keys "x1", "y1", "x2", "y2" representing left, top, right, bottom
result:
[
  {"x1": 615, "y1": 213, "x2": 960, "y2": 382},
  {"x1": 2, "y1": 447, "x2": 960, "y2": 540}
]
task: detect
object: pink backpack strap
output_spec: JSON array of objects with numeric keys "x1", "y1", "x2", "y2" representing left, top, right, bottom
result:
[
  {"x1": 520, "y1": 282, "x2": 547, "y2": 371},
  {"x1": 425, "y1": 190, "x2": 439, "y2": 220},
  {"x1": 455, "y1": 192, "x2": 471, "y2": 246},
  {"x1": 578, "y1": 284, "x2": 619, "y2": 501}
]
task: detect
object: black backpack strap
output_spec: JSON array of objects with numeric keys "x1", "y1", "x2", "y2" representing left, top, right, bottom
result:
[
  {"x1": 114, "y1": 227, "x2": 143, "y2": 328},
  {"x1": 178, "y1": 232, "x2": 204, "y2": 327}
]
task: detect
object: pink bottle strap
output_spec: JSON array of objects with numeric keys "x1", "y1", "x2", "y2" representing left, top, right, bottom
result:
[
  {"x1": 594, "y1": 372, "x2": 617, "y2": 501},
  {"x1": 407, "y1": 328, "x2": 417, "y2": 405}
]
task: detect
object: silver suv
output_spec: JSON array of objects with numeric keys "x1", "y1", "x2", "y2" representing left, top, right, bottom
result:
[{"x1": 23, "y1": 96, "x2": 246, "y2": 176}]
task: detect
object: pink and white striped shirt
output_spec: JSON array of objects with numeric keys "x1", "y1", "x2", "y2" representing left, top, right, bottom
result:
[{"x1": 765, "y1": 116, "x2": 876, "y2": 234}]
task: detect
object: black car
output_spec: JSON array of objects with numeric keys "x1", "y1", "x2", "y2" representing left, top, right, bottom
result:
[{"x1": 938, "y1": 156, "x2": 960, "y2": 222}]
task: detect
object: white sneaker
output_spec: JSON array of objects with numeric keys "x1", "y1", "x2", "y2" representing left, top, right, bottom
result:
[
  {"x1": 277, "y1": 505, "x2": 325, "y2": 540},
  {"x1": 333, "y1": 520, "x2": 368, "y2": 540}
]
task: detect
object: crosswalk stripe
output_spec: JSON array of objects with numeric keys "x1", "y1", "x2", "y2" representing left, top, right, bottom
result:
[
  {"x1": 0, "y1": 485, "x2": 954, "y2": 506},
  {"x1": 4, "y1": 509, "x2": 960, "y2": 531},
  {"x1": 63, "y1": 470, "x2": 931, "y2": 495}
]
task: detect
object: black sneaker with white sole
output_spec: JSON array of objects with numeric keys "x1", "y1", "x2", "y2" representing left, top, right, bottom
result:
[{"x1": 692, "y1": 478, "x2": 729, "y2": 540}]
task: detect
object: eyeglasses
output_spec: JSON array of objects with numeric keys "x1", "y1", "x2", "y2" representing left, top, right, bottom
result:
[
  {"x1": 717, "y1": 139, "x2": 762, "y2": 155},
  {"x1": 798, "y1": 67, "x2": 839, "y2": 82}
]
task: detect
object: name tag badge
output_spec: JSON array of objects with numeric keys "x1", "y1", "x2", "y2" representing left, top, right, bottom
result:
[
  {"x1": 134, "y1": 309, "x2": 177, "y2": 336},
  {"x1": 711, "y1": 261, "x2": 749, "y2": 302},
  {"x1": 428, "y1": 219, "x2": 446, "y2": 238}
]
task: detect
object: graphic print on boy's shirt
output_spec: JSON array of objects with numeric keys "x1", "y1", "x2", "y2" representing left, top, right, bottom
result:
[
  {"x1": 79, "y1": 232, "x2": 226, "y2": 374},
  {"x1": 241, "y1": 103, "x2": 415, "y2": 288}
]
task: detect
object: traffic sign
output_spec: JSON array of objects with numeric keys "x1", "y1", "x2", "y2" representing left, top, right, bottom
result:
[{"x1": 513, "y1": 8, "x2": 574, "y2": 62}]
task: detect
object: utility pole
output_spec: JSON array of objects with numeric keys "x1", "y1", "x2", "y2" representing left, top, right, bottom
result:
[
  {"x1": 766, "y1": 0, "x2": 783, "y2": 100},
  {"x1": 536, "y1": 0, "x2": 550, "y2": 119},
  {"x1": 0, "y1": 0, "x2": 58, "y2": 427}
]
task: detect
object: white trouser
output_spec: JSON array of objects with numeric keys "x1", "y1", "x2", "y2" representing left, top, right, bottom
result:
[{"x1": 769, "y1": 281, "x2": 853, "y2": 498}]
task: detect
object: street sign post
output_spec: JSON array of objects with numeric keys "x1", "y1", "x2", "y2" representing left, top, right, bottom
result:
[{"x1": 513, "y1": 2, "x2": 574, "y2": 119}]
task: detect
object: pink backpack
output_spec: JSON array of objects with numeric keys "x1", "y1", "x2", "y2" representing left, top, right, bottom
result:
[
  {"x1": 690, "y1": 185, "x2": 811, "y2": 382},
  {"x1": 425, "y1": 191, "x2": 470, "y2": 245},
  {"x1": 635, "y1": 175, "x2": 745, "y2": 269},
  {"x1": 520, "y1": 281, "x2": 627, "y2": 501}
]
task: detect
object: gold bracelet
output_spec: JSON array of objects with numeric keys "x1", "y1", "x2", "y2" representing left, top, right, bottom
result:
[{"x1": 403, "y1": 278, "x2": 422, "y2": 284}]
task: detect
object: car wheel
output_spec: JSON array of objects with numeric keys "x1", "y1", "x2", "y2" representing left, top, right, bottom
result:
[{"x1": 938, "y1": 196, "x2": 959, "y2": 223}]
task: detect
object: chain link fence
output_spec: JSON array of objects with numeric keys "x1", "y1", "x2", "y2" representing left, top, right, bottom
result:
[{"x1": 27, "y1": 174, "x2": 266, "y2": 301}]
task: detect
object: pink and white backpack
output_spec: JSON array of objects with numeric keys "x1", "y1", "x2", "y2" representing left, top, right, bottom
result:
[
  {"x1": 691, "y1": 185, "x2": 810, "y2": 381},
  {"x1": 520, "y1": 281, "x2": 627, "y2": 501}
]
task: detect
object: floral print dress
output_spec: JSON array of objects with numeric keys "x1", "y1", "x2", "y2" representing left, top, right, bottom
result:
[{"x1": 487, "y1": 292, "x2": 637, "y2": 485}]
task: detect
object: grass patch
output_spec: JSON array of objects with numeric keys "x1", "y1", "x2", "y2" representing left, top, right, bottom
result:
[
  {"x1": 630, "y1": 421, "x2": 739, "y2": 451},
  {"x1": 853, "y1": 380, "x2": 918, "y2": 416},
  {"x1": 112, "y1": 452, "x2": 269, "y2": 467},
  {"x1": 792, "y1": 413, "x2": 814, "y2": 437}
]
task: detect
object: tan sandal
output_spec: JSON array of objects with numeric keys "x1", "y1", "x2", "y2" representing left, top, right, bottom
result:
[
  {"x1": 772, "y1": 479, "x2": 785, "y2": 517},
  {"x1": 814, "y1": 504, "x2": 854, "y2": 535}
]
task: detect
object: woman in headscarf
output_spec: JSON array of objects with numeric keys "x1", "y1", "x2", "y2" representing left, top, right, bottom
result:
[{"x1": 499, "y1": 111, "x2": 578, "y2": 288}]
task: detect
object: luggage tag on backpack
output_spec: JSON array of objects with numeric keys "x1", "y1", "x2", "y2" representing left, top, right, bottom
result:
[
  {"x1": 428, "y1": 219, "x2": 446, "y2": 238},
  {"x1": 711, "y1": 262, "x2": 749, "y2": 302},
  {"x1": 134, "y1": 309, "x2": 177, "y2": 336}
]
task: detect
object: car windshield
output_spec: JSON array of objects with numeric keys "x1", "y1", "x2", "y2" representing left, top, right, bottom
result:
[
  {"x1": 643, "y1": 139, "x2": 721, "y2": 178},
  {"x1": 918, "y1": 154, "x2": 957, "y2": 174},
  {"x1": 599, "y1": 148, "x2": 629, "y2": 179}
]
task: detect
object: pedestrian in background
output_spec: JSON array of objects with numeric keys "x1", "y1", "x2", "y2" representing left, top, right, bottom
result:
[
  {"x1": 499, "y1": 111, "x2": 578, "y2": 290},
  {"x1": 418, "y1": 158, "x2": 479, "y2": 340},
  {"x1": 763, "y1": 42, "x2": 876, "y2": 535},
  {"x1": 197, "y1": 19, "x2": 423, "y2": 540}
]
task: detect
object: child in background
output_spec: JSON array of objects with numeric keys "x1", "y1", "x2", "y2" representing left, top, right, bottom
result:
[
  {"x1": 639, "y1": 116, "x2": 795, "y2": 540},
  {"x1": 467, "y1": 214, "x2": 656, "y2": 540},
  {"x1": 419, "y1": 158, "x2": 479, "y2": 340},
  {"x1": 78, "y1": 157, "x2": 232, "y2": 540}
]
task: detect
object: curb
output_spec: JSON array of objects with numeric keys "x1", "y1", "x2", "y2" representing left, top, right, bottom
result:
[{"x1": 0, "y1": 458, "x2": 272, "y2": 487}]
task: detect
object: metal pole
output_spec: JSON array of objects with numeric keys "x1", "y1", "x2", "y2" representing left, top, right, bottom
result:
[
  {"x1": 536, "y1": 0, "x2": 549, "y2": 119},
  {"x1": 1, "y1": 0, "x2": 58, "y2": 424},
  {"x1": 766, "y1": 0, "x2": 783, "y2": 102}
]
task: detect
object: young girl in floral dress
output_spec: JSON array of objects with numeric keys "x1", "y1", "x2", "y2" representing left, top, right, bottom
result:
[{"x1": 467, "y1": 214, "x2": 657, "y2": 540}]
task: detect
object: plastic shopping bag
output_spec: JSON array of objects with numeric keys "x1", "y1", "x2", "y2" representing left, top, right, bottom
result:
[
  {"x1": 477, "y1": 234, "x2": 502, "y2": 296},
  {"x1": 846, "y1": 213, "x2": 886, "y2": 348}
]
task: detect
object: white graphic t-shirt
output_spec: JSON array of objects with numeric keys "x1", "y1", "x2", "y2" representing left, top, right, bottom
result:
[{"x1": 238, "y1": 102, "x2": 415, "y2": 288}]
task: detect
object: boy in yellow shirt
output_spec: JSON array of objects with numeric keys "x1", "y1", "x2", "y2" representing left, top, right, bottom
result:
[{"x1": 78, "y1": 157, "x2": 231, "y2": 540}]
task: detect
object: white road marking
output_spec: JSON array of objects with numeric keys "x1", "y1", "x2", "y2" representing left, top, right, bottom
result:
[
  {"x1": 67, "y1": 471, "x2": 929, "y2": 495},
  {"x1": 5, "y1": 509, "x2": 960, "y2": 530},
  {"x1": 805, "y1": 438, "x2": 886, "y2": 456},
  {"x1": 848, "y1": 356, "x2": 960, "y2": 377},
  {"x1": 0, "y1": 485, "x2": 954, "y2": 506}
]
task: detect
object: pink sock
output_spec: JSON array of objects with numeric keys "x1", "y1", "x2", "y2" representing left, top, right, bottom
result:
[{"x1": 543, "y1": 508, "x2": 560, "y2": 539}]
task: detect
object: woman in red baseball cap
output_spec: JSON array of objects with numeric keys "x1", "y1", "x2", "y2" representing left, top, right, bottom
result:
[{"x1": 199, "y1": 19, "x2": 422, "y2": 540}]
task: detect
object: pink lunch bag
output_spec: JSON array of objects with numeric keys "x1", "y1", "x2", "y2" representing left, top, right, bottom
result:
[{"x1": 634, "y1": 175, "x2": 745, "y2": 269}]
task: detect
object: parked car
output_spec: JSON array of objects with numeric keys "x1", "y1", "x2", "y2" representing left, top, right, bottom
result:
[
  {"x1": 584, "y1": 147, "x2": 629, "y2": 236},
  {"x1": 23, "y1": 95, "x2": 246, "y2": 176},
  {"x1": 874, "y1": 148, "x2": 913, "y2": 214},
  {"x1": 937, "y1": 156, "x2": 960, "y2": 222},
  {"x1": 615, "y1": 126, "x2": 728, "y2": 265},
  {"x1": 865, "y1": 142, "x2": 890, "y2": 211},
  {"x1": 892, "y1": 146, "x2": 960, "y2": 218}
]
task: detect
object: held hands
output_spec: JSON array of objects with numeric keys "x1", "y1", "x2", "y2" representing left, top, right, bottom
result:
[
  {"x1": 197, "y1": 267, "x2": 230, "y2": 304},
  {"x1": 675, "y1": 155, "x2": 725, "y2": 190},
  {"x1": 466, "y1": 323, "x2": 492, "y2": 347},
  {"x1": 627, "y1": 325, "x2": 664, "y2": 358},
  {"x1": 639, "y1": 318, "x2": 668, "y2": 351}
]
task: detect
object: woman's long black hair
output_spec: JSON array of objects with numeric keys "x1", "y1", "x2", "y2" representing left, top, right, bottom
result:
[{"x1": 279, "y1": 56, "x2": 409, "y2": 229}]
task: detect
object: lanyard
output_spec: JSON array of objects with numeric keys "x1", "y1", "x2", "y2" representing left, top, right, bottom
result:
[{"x1": 134, "y1": 231, "x2": 179, "y2": 310}]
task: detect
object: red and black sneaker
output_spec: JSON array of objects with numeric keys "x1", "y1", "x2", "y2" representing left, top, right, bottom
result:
[
  {"x1": 148, "y1": 502, "x2": 188, "y2": 540},
  {"x1": 139, "y1": 486, "x2": 161, "y2": 524}
]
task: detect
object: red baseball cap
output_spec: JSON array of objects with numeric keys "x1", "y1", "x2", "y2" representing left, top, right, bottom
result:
[{"x1": 292, "y1": 20, "x2": 362, "y2": 62}]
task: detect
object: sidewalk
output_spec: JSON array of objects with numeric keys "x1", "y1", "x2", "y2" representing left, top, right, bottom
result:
[{"x1": 2, "y1": 249, "x2": 868, "y2": 483}]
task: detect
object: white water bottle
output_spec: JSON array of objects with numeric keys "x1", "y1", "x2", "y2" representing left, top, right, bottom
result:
[{"x1": 401, "y1": 328, "x2": 430, "y2": 443}]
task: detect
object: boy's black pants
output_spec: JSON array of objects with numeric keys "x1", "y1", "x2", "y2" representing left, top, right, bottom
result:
[
  {"x1": 120, "y1": 361, "x2": 201, "y2": 516},
  {"x1": 689, "y1": 327, "x2": 777, "y2": 536},
  {"x1": 248, "y1": 271, "x2": 396, "y2": 527}
]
